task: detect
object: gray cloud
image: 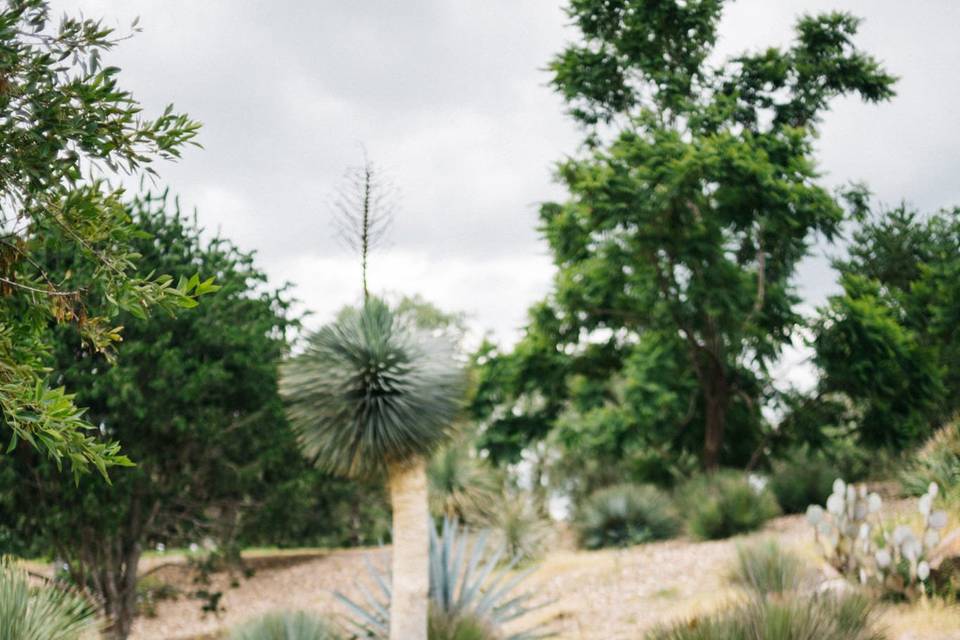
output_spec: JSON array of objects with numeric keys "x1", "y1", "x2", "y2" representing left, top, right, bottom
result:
[{"x1": 54, "y1": 1, "x2": 960, "y2": 347}]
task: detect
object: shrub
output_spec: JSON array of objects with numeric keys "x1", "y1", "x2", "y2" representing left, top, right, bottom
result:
[
  {"x1": 679, "y1": 471, "x2": 781, "y2": 541},
  {"x1": 901, "y1": 419, "x2": 960, "y2": 501},
  {"x1": 0, "y1": 557, "x2": 98, "y2": 640},
  {"x1": 729, "y1": 540, "x2": 804, "y2": 596},
  {"x1": 337, "y1": 517, "x2": 549, "y2": 640},
  {"x1": 646, "y1": 592, "x2": 885, "y2": 640},
  {"x1": 575, "y1": 483, "x2": 681, "y2": 549},
  {"x1": 229, "y1": 610, "x2": 343, "y2": 640},
  {"x1": 769, "y1": 448, "x2": 838, "y2": 514}
]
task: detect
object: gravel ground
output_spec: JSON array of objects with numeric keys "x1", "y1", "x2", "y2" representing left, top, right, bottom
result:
[{"x1": 130, "y1": 513, "x2": 960, "y2": 640}]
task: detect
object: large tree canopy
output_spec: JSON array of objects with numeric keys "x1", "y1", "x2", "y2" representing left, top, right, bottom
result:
[
  {"x1": 0, "y1": 193, "x2": 297, "y2": 638},
  {"x1": 475, "y1": 0, "x2": 895, "y2": 470},
  {"x1": 0, "y1": 0, "x2": 206, "y2": 477}
]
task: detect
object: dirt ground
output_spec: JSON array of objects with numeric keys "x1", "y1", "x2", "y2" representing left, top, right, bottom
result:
[{"x1": 129, "y1": 514, "x2": 960, "y2": 640}]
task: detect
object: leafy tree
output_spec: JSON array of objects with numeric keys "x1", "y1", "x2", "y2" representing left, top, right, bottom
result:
[
  {"x1": 811, "y1": 206, "x2": 960, "y2": 446},
  {"x1": 280, "y1": 161, "x2": 465, "y2": 640},
  {"x1": 0, "y1": 193, "x2": 297, "y2": 639},
  {"x1": 0, "y1": 0, "x2": 205, "y2": 476},
  {"x1": 478, "y1": 0, "x2": 895, "y2": 469}
]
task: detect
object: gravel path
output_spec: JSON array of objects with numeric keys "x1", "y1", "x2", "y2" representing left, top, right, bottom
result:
[{"x1": 130, "y1": 514, "x2": 960, "y2": 640}]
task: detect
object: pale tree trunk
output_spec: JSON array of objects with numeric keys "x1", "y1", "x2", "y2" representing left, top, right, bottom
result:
[{"x1": 388, "y1": 459, "x2": 430, "y2": 640}]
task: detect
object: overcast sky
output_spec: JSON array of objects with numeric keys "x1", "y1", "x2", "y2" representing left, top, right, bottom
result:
[{"x1": 55, "y1": 1, "x2": 960, "y2": 385}]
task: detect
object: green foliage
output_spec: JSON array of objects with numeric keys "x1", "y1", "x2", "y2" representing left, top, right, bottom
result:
[
  {"x1": 428, "y1": 440, "x2": 499, "y2": 524},
  {"x1": 0, "y1": 194, "x2": 300, "y2": 637},
  {"x1": 337, "y1": 518, "x2": 549, "y2": 640},
  {"x1": 901, "y1": 418, "x2": 960, "y2": 502},
  {"x1": 769, "y1": 448, "x2": 838, "y2": 514},
  {"x1": 729, "y1": 540, "x2": 804, "y2": 596},
  {"x1": 476, "y1": 0, "x2": 895, "y2": 473},
  {"x1": 680, "y1": 471, "x2": 780, "y2": 541},
  {"x1": 812, "y1": 206, "x2": 960, "y2": 447},
  {"x1": 240, "y1": 473, "x2": 391, "y2": 549},
  {"x1": 575, "y1": 483, "x2": 680, "y2": 550},
  {"x1": 646, "y1": 593, "x2": 885, "y2": 640},
  {"x1": 0, "y1": 557, "x2": 98, "y2": 640},
  {"x1": 813, "y1": 274, "x2": 942, "y2": 447},
  {"x1": 229, "y1": 611, "x2": 343, "y2": 640},
  {"x1": 0, "y1": 0, "x2": 204, "y2": 476},
  {"x1": 281, "y1": 297, "x2": 465, "y2": 480}
]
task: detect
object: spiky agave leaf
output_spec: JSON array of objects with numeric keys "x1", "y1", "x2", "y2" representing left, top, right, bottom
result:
[
  {"x1": 280, "y1": 297, "x2": 465, "y2": 479},
  {"x1": 0, "y1": 557, "x2": 99, "y2": 640},
  {"x1": 336, "y1": 518, "x2": 552, "y2": 640}
]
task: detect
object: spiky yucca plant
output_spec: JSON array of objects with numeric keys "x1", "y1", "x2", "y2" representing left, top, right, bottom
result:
[
  {"x1": 337, "y1": 518, "x2": 551, "y2": 640},
  {"x1": 229, "y1": 610, "x2": 343, "y2": 640},
  {"x1": 281, "y1": 298, "x2": 464, "y2": 640},
  {"x1": 0, "y1": 557, "x2": 98, "y2": 640}
]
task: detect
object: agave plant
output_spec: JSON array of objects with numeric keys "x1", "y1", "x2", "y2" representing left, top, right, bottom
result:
[
  {"x1": 229, "y1": 610, "x2": 343, "y2": 640},
  {"x1": 337, "y1": 518, "x2": 551, "y2": 640},
  {"x1": 281, "y1": 297, "x2": 465, "y2": 640},
  {"x1": 0, "y1": 557, "x2": 99, "y2": 640}
]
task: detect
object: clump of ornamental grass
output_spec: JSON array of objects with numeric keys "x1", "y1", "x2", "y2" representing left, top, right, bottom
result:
[
  {"x1": 575, "y1": 483, "x2": 681, "y2": 550},
  {"x1": 729, "y1": 540, "x2": 805, "y2": 596},
  {"x1": 900, "y1": 419, "x2": 960, "y2": 503},
  {"x1": 679, "y1": 471, "x2": 781, "y2": 541},
  {"x1": 428, "y1": 440, "x2": 500, "y2": 525},
  {"x1": 229, "y1": 610, "x2": 344, "y2": 640},
  {"x1": 427, "y1": 608, "x2": 498, "y2": 640},
  {"x1": 646, "y1": 592, "x2": 886, "y2": 640},
  {"x1": 488, "y1": 493, "x2": 550, "y2": 564}
]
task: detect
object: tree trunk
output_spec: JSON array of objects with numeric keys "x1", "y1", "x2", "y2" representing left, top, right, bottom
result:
[
  {"x1": 388, "y1": 459, "x2": 429, "y2": 640},
  {"x1": 703, "y1": 378, "x2": 729, "y2": 472},
  {"x1": 102, "y1": 540, "x2": 142, "y2": 640}
]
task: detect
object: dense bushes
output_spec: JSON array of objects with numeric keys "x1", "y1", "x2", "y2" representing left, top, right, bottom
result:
[
  {"x1": 229, "y1": 611, "x2": 343, "y2": 640},
  {"x1": 769, "y1": 449, "x2": 838, "y2": 514},
  {"x1": 646, "y1": 592, "x2": 885, "y2": 640},
  {"x1": 679, "y1": 471, "x2": 780, "y2": 541},
  {"x1": 576, "y1": 484, "x2": 681, "y2": 549}
]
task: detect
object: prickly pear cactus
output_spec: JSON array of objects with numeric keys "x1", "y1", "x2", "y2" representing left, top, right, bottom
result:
[{"x1": 806, "y1": 479, "x2": 951, "y2": 600}]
